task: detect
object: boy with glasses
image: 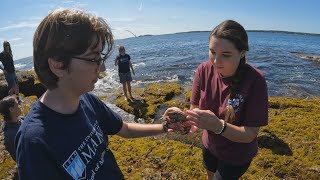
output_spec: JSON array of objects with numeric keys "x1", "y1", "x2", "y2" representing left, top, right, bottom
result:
[{"x1": 15, "y1": 8, "x2": 178, "y2": 180}]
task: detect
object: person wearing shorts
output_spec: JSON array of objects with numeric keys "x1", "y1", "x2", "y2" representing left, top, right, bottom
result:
[
  {"x1": 0, "y1": 41, "x2": 20, "y2": 97},
  {"x1": 115, "y1": 46, "x2": 135, "y2": 100}
]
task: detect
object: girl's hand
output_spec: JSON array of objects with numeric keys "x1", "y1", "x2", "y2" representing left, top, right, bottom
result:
[
  {"x1": 185, "y1": 108, "x2": 221, "y2": 132},
  {"x1": 162, "y1": 107, "x2": 191, "y2": 134}
]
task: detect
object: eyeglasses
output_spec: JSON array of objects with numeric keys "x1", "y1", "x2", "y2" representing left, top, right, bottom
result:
[
  {"x1": 4, "y1": 44, "x2": 10, "y2": 47},
  {"x1": 72, "y1": 54, "x2": 106, "y2": 66}
]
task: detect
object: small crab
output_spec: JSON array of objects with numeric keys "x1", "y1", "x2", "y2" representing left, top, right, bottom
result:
[{"x1": 161, "y1": 107, "x2": 191, "y2": 135}]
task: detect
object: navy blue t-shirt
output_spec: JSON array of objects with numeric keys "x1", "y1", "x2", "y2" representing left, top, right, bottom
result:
[
  {"x1": 2, "y1": 118, "x2": 22, "y2": 161},
  {"x1": 116, "y1": 54, "x2": 131, "y2": 73},
  {"x1": 15, "y1": 93, "x2": 124, "y2": 180}
]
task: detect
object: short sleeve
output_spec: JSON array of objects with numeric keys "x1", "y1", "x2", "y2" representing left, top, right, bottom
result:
[
  {"x1": 190, "y1": 65, "x2": 202, "y2": 105},
  {"x1": 86, "y1": 94, "x2": 123, "y2": 135},
  {"x1": 98, "y1": 103, "x2": 123, "y2": 135},
  {"x1": 243, "y1": 75, "x2": 268, "y2": 127}
]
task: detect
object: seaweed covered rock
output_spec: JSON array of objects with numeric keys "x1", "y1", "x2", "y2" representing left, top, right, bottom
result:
[
  {"x1": 0, "y1": 70, "x2": 46, "y2": 99},
  {"x1": 109, "y1": 135, "x2": 206, "y2": 179},
  {"x1": 243, "y1": 97, "x2": 320, "y2": 179},
  {"x1": 115, "y1": 82, "x2": 185, "y2": 122}
]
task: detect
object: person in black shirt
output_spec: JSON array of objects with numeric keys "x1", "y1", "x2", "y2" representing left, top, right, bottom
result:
[
  {"x1": 0, "y1": 41, "x2": 19, "y2": 97},
  {"x1": 115, "y1": 46, "x2": 135, "y2": 100}
]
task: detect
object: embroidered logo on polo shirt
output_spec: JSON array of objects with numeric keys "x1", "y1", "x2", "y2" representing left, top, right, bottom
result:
[{"x1": 227, "y1": 94, "x2": 244, "y2": 113}]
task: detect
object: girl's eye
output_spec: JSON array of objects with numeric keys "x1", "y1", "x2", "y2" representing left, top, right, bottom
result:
[{"x1": 210, "y1": 51, "x2": 216, "y2": 55}]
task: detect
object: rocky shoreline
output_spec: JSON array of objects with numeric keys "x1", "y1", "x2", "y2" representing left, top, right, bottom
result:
[{"x1": 291, "y1": 52, "x2": 320, "y2": 63}]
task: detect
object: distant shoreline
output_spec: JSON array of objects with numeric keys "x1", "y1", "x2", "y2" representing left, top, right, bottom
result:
[
  {"x1": 14, "y1": 30, "x2": 320, "y2": 60},
  {"x1": 137, "y1": 30, "x2": 320, "y2": 38}
]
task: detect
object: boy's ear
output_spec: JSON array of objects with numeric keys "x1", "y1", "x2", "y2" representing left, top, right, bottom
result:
[
  {"x1": 9, "y1": 106, "x2": 14, "y2": 112},
  {"x1": 48, "y1": 58, "x2": 65, "y2": 78}
]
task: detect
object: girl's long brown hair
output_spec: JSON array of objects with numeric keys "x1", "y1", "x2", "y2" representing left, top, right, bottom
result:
[
  {"x1": 3, "y1": 41, "x2": 13, "y2": 57},
  {"x1": 209, "y1": 20, "x2": 249, "y2": 123}
]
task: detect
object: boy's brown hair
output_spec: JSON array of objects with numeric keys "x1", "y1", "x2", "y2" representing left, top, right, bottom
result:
[{"x1": 33, "y1": 8, "x2": 114, "y2": 90}]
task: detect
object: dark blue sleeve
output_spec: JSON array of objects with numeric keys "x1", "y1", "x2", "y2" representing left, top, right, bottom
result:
[
  {"x1": 15, "y1": 129, "x2": 63, "y2": 180},
  {"x1": 4, "y1": 126, "x2": 19, "y2": 160},
  {"x1": 127, "y1": 54, "x2": 131, "y2": 60},
  {"x1": 85, "y1": 93, "x2": 123, "y2": 135},
  {"x1": 98, "y1": 103, "x2": 123, "y2": 135}
]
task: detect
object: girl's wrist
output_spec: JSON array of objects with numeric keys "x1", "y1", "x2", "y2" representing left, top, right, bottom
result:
[{"x1": 214, "y1": 119, "x2": 227, "y2": 135}]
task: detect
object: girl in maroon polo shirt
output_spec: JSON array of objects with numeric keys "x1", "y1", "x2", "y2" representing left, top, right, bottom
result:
[{"x1": 185, "y1": 20, "x2": 268, "y2": 179}]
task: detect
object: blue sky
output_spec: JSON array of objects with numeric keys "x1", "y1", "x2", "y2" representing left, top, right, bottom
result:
[{"x1": 0, "y1": 0, "x2": 319, "y2": 59}]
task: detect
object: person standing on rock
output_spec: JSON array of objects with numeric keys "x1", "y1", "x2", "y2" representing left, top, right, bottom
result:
[
  {"x1": 0, "y1": 41, "x2": 20, "y2": 98},
  {"x1": 185, "y1": 20, "x2": 268, "y2": 180},
  {"x1": 15, "y1": 8, "x2": 180, "y2": 180},
  {"x1": 115, "y1": 45, "x2": 135, "y2": 101}
]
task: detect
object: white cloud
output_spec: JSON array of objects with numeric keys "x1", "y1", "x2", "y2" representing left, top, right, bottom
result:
[
  {"x1": 60, "y1": 0, "x2": 88, "y2": 8},
  {"x1": 0, "y1": 37, "x2": 22, "y2": 42},
  {"x1": 0, "y1": 21, "x2": 39, "y2": 32},
  {"x1": 62, "y1": 0, "x2": 76, "y2": 4},
  {"x1": 9, "y1": 37, "x2": 22, "y2": 42},
  {"x1": 11, "y1": 43, "x2": 25, "y2": 47},
  {"x1": 108, "y1": 17, "x2": 137, "y2": 23},
  {"x1": 138, "y1": 1, "x2": 143, "y2": 12},
  {"x1": 170, "y1": 16, "x2": 179, "y2": 20},
  {"x1": 75, "y1": 3, "x2": 88, "y2": 8}
]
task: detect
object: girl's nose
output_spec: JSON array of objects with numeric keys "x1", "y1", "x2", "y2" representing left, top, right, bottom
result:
[{"x1": 214, "y1": 55, "x2": 223, "y2": 63}]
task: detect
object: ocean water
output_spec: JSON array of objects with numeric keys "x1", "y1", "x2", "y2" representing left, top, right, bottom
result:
[{"x1": 13, "y1": 31, "x2": 320, "y2": 99}]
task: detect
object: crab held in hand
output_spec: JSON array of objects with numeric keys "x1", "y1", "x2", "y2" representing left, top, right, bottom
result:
[{"x1": 161, "y1": 107, "x2": 191, "y2": 135}]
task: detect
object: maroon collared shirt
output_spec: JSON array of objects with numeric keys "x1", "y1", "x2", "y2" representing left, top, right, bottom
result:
[{"x1": 191, "y1": 60, "x2": 268, "y2": 165}]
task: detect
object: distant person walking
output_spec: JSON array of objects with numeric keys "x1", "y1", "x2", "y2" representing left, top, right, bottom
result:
[
  {"x1": 115, "y1": 46, "x2": 135, "y2": 100},
  {"x1": 0, "y1": 41, "x2": 19, "y2": 97}
]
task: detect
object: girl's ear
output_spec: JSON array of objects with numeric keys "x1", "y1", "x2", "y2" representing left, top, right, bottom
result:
[
  {"x1": 48, "y1": 57, "x2": 65, "y2": 78},
  {"x1": 240, "y1": 50, "x2": 246, "y2": 58}
]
